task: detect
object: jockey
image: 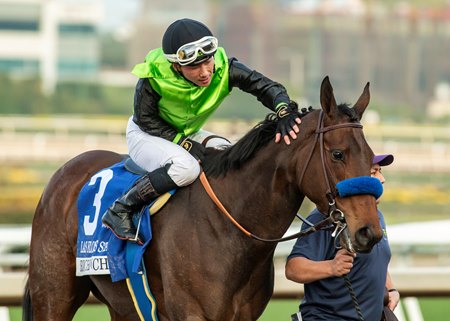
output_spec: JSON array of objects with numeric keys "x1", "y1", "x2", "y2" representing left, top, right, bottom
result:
[{"x1": 102, "y1": 18, "x2": 302, "y2": 243}]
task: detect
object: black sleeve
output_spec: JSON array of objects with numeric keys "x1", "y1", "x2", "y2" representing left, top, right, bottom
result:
[
  {"x1": 132, "y1": 78, "x2": 178, "y2": 141},
  {"x1": 228, "y1": 58, "x2": 290, "y2": 111}
]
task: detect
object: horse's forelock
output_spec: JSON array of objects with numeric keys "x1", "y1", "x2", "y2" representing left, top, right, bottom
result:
[{"x1": 338, "y1": 103, "x2": 359, "y2": 122}]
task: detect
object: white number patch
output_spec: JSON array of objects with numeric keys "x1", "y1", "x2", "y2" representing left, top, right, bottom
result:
[{"x1": 83, "y1": 169, "x2": 113, "y2": 236}]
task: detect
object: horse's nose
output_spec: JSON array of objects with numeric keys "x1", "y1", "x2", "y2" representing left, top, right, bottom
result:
[{"x1": 355, "y1": 226, "x2": 382, "y2": 252}]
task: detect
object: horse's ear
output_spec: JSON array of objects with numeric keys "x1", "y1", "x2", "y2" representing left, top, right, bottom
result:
[
  {"x1": 320, "y1": 76, "x2": 338, "y2": 119},
  {"x1": 353, "y1": 82, "x2": 370, "y2": 119}
]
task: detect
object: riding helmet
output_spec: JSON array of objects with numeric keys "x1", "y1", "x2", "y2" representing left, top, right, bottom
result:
[{"x1": 162, "y1": 18, "x2": 215, "y2": 65}]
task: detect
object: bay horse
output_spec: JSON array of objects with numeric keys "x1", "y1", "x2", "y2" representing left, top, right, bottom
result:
[{"x1": 23, "y1": 77, "x2": 381, "y2": 321}]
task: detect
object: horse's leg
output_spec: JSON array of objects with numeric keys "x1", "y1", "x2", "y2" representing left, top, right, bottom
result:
[
  {"x1": 90, "y1": 276, "x2": 141, "y2": 321},
  {"x1": 27, "y1": 151, "x2": 126, "y2": 320},
  {"x1": 28, "y1": 204, "x2": 91, "y2": 321},
  {"x1": 235, "y1": 263, "x2": 275, "y2": 321}
]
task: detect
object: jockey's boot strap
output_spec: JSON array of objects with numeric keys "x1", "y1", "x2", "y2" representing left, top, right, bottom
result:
[{"x1": 102, "y1": 166, "x2": 177, "y2": 244}]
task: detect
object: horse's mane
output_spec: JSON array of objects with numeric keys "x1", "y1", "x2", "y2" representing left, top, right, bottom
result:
[
  {"x1": 203, "y1": 103, "x2": 358, "y2": 177},
  {"x1": 202, "y1": 113, "x2": 278, "y2": 177}
]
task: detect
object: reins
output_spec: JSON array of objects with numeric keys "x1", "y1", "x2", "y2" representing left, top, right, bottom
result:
[
  {"x1": 199, "y1": 171, "x2": 334, "y2": 242},
  {"x1": 199, "y1": 110, "x2": 363, "y2": 243}
]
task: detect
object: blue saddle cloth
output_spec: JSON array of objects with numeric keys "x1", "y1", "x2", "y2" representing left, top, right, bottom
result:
[{"x1": 76, "y1": 160, "x2": 152, "y2": 282}]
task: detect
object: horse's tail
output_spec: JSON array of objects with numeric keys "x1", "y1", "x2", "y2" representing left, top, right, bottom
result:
[{"x1": 22, "y1": 278, "x2": 33, "y2": 321}]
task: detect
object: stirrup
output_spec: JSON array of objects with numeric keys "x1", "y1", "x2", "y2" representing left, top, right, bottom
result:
[
  {"x1": 132, "y1": 212, "x2": 143, "y2": 244},
  {"x1": 107, "y1": 226, "x2": 143, "y2": 245},
  {"x1": 102, "y1": 212, "x2": 144, "y2": 245}
]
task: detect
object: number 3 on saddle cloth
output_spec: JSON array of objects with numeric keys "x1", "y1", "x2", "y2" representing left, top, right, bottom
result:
[{"x1": 76, "y1": 158, "x2": 175, "y2": 321}]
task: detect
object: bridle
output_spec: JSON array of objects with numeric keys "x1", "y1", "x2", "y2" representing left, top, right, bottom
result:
[
  {"x1": 200, "y1": 110, "x2": 363, "y2": 243},
  {"x1": 298, "y1": 110, "x2": 362, "y2": 250}
]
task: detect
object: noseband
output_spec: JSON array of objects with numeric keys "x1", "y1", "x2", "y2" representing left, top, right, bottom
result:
[{"x1": 200, "y1": 110, "x2": 363, "y2": 243}]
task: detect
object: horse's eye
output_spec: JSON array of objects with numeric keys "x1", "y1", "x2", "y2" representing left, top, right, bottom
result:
[{"x1": 331, "y1": 150, "x2": 344, "y2": 161}]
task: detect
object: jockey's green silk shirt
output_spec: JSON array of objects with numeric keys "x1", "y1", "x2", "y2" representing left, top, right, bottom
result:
[{"x1": 131, "y1": 47, "x2": 230, "y2": 143}]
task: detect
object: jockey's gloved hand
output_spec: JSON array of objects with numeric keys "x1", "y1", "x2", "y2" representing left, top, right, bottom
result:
[
  {"x1": 275, "y1": 101, "x2": 301, "y2": 145},
  {"x1": 179, "y1": 138, "x2": 206, "y2": 162}
]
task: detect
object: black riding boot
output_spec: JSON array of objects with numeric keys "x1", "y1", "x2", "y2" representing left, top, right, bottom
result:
[{"x1": 102, "y1": 166, "x2": 177, "y2": 244}]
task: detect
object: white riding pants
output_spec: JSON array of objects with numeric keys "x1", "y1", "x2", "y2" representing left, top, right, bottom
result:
[{"x1": 126, "y1": 117, "x2": 231, "y2": 187}]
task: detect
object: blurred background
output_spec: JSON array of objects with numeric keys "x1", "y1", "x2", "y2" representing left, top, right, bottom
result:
[{"x1": 0, "y1": 0, "x2": 449, "y2": 320}]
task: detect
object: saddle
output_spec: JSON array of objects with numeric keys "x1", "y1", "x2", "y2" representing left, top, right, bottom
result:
[{"x1": 124, "y1": 157, "x2": 146, "y2": 175}]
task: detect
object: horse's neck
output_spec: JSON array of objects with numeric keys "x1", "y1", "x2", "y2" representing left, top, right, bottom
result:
[{"x1": 208, "y1": 149, "x2": 303, "y2": 239}]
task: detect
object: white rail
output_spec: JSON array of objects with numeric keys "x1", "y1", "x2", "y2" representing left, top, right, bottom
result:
[
  {"x1": 0, "y1": 116, "x2": 449, "y2": 172},
  {"x1": 1, "y1": 224, "x2": 450, "y2": 306}
]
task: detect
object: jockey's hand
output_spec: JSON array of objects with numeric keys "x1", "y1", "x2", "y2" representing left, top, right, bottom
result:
[
  {"x1": 275, "y1": 101, "x2": 301, "y2": 145},
  {"x1": 179, "y1": 138, "x2": 206, "y2": 163}
]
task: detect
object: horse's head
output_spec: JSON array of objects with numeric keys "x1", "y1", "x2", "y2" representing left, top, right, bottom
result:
[
  {"x1": 202, "y1": 77, "x2": 381, "y2": 252},
  {"x1": 299, "y1": 76, "x2": 381, "y2": 253}
]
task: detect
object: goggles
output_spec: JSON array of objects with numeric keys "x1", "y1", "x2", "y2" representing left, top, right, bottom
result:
[{"x1": 165, "y1": 36, "x2": 218, "y2": 66}]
